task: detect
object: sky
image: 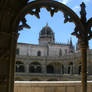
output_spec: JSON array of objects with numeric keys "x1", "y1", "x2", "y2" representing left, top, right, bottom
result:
[{"x1": 18, "y1": 0, "x2": 92, "y2": 49}]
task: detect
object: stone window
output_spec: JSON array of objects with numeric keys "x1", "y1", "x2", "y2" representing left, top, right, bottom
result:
[
  {"x1": 37, "y1": 51, "x2": 41, "y2": 56},
  {"x1": 65, "y1": 49, "x2": 67, "y2": 55},
  {"x1": 68, "y1": 62, "x2": 73, "y2": 74},
  {"x1": 59, "y1": 49, "x2": 62, "y2": 56},
  {"x1": 16, "y1": 48, "x2": 19, "y2": 55},
  {"x1": 16, "y1": 61, "x2": 25, "y2": 72},
  {"x1": 29, "y1": 62, "x2": 41, "y2": 73}
]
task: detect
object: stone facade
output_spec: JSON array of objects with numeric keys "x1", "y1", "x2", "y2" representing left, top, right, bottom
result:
[{"x1": 15, "y1": 24, "x2": 92, "y2": 81}]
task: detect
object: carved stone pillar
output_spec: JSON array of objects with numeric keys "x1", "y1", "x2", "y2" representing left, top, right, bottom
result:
[
  {"x1": 0, "y1": 0, "x2": 28, "y2": 92},
  {"x1": 42, "y1": 63, "x2": 47, "y2": 74},
  {"x1": 26, "y1": 64, "x2": 29, "y2": 73},
  {"x1": 79, "y1": 39, "x2": 88, "y2": 92},
  {"x1": 70, "y1": 65, "x2": 73, "y2": 74},
  {"x1": 0, "y1": 32, "x2": 18, "y2": 92}
]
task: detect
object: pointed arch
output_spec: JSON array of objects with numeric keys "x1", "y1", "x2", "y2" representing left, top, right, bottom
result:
[
  {"x1": 12, "y1": 0, "x2": 85, "y2": 38},
  {"x1": 29, "y1": 62, "x2": 42, "y2": 73},
  {"x1": 47, "y1": 64, "x2": 54, "y2": 73},
  {"x1": 16, "y1": 61, "x2": 25, "y2": 72},
  {"x1": 68, "y1": 62, "x2": 73, "y2": 74}
]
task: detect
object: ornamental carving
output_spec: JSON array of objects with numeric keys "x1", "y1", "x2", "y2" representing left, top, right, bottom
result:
[{"x1": 14, "y1": 0, "x2": 84, "y2": 38}]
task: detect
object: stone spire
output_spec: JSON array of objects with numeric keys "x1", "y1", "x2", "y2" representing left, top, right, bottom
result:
[
  {"x1": 69, "y1": 37, "x2": 74, "y2": 53},
  {"x1": 76, "y1": 40, "x2": 80, "y2": 51}
]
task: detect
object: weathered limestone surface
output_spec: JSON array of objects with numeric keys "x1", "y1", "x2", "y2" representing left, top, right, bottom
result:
[
  {"x1": 15, "y1": 50, "x2": 92, "y2": 81},
  {"x1": 14, "y1": 81, "x2": 92, "y2": 92}
]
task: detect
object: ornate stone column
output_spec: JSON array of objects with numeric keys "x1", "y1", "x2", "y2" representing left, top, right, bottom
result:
[
  {"x1": 0, "y1": 32, "x2": 18, "y2": 92},
  {"x1": 26, "y1": 64, "x2": 29, "y2": 73},
  {"x1": 0, "y1": 0, "x2": 28, "y2": 92},
  {"x1": 0, "y1": 0, "x2": 92, "y2": 92},
  {"x1": 42, "y1": 62, "x2": 47, "y2": 74},
  {"x1": 72, "y1": 2, "x2": 92, "y2": 92},
  {"x1": 79, "y1": 40, "x2": 88, "y2": 92}
]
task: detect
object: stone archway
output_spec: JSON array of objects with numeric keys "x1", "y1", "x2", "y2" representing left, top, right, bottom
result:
[
  {"x1": 47, "y1": 62, "x2": 61, "y2": 74},
  {"x1": 12, "y1": 0, "x2": 85, "y2": 33},
  {"x1": 47, "y1": 64, "x2": 54, "y2": 73},
  {"x1": 29, "y1": 62, "x2": 42, "y2": 73},
  {"x1": 12, "y1": 1, "x2": 92, "y2": 92},
  {"x1": 16, "y1": 61, "x2": 25, "y2": 72},
  {"x1": 1, "y1": 0, "x2": 92, "y2": 92}
]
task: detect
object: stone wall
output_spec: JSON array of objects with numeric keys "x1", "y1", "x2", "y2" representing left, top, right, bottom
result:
[
  {"x1": 17, "y1": 43, "x2": 70, "y2": 57},
  {"x1": 14, "y1": 81, "x2": 92, "y2": 92}
]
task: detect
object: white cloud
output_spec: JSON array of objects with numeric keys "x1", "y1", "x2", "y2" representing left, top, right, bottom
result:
[
  {"x1": 81, "y1": 0, "x2": 91, "y2": 4},
  {"x1": 85, "y1": 0, "x2": 90, "y2": 2},
  {"x1": 73, "y1": 6, "x2": 80, "y2": 12},
  {"x1": 58, "y1": 0, "x2": 69, "y2": 4},
  {"x1": 73, "y1": 0, "x2": 91, "y2": 12}
]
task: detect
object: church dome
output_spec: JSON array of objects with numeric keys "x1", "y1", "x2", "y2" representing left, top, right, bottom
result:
[
  {"x1": 40, "y1": 23, "x2": 54, "y2": 36},
  {"x1": 39, "y1": 23, "x2": 55, "y2": 46}
]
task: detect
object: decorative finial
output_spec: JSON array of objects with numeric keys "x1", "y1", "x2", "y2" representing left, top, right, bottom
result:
[{"x1": 80, "y1": 2, "x2": 86, "y2": 22}]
